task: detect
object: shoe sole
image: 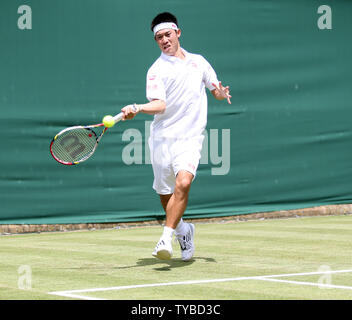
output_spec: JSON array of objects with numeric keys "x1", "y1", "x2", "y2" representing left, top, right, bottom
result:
[{"x1": 152, "y1": 249, "x2": 172, "y2": 260}]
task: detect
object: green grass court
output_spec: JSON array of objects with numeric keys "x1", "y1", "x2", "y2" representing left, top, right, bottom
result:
[{"x1": 1, "y1": 215, "x2": 352, "y2": 300}]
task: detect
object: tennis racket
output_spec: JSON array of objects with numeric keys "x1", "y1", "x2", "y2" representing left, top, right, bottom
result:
[{"x1": 50, "y1": 112, "x2": 124, "y2": 165}]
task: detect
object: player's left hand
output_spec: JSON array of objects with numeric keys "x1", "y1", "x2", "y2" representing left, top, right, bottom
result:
[{"x1": 212, "y1": 81, "x2": 232, "y2": 104}]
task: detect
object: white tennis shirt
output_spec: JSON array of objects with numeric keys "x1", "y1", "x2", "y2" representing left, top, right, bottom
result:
[{"x1": 146, "y1": 48, "x2": 219, "y2": 139}]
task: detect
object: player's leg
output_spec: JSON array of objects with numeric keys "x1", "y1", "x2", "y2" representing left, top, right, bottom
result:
[
  {"x1": 157, "y1": 171, "x2": 195, "y2": 261},
  {"x1": 159, "y1": 171, "x2": 193, "y2": 229},
  {"x1": 149, "y1": 136, "x2": 175, "y2": 260},
  {"x1": 160, "y1": 193, "x2": 172, "y2": 212},
  {"x1": 159, "y1": 170, "x2": 192, "y2": 229},
  {"x1": 172, "y1": 171, "x2": 196, "y2": 261},
  {"x1": 153, "y1": 171, "x2": 193, "y2": 260},
  {"x1": 164, "y1": 170, "x2": 193, "y2": 229},
  {"x1": 152, "y1": 136, "x2": 201, "y2": 261}
]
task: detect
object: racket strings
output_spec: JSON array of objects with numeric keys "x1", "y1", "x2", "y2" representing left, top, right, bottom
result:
[{"x1": 51, "y1": 128, "x2": 97, "y2": 163}]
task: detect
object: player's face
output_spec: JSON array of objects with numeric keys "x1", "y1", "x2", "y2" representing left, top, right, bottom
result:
[{"x1": 154, "y1": 29, "x2": 181, "y2": 56}]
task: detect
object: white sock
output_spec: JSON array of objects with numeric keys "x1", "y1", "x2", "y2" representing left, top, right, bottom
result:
[
  {"x1": 175, "y1": 218, "x2": 188, "y2": 235},
  {"x1": 162, "y1": 226, "x2": 175, "y2": 240}
]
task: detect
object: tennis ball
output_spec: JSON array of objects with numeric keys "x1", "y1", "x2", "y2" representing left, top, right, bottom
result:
[{"x1": 102, "y1": 115, "x2": 115, "y2": 128}]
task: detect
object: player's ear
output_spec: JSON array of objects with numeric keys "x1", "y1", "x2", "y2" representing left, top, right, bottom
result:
[{"x1": 176, "y1": 29, "x2": 181, "y2": 39}]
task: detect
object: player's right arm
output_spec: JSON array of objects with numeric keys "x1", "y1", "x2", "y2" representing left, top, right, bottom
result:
[
  {"x1": 137, "y1": 99, "x2": 166, "y2": 115},
  {"x1": 122, "y1": 62, "x2": 167, "y2": 120},
  {"x1": 121, "y1": 99, "x2": 166, "y2": 120}
]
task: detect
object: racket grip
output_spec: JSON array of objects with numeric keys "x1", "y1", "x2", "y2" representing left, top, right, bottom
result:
[{"x1": 113, "y1": 112, "x2": 124, "y2": 123}]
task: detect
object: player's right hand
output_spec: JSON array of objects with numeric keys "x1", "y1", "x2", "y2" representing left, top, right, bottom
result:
[{"x1": 121, "y1": 104, "x2": 140, "y2": 120}]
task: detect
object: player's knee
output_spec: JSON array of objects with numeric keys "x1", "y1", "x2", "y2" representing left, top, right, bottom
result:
[{"x1": 175, "y1": 175, "x2": 192, "y2": 193}]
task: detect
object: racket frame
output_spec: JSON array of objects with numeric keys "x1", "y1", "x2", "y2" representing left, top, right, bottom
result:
[{"x1": 50, "y1": 112, "x2": 124, "y2": 165}]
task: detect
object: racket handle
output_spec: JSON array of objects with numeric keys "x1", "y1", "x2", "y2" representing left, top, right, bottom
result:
[{"x1": 113, "y1": 112, "x2": 124, "y2": 123}]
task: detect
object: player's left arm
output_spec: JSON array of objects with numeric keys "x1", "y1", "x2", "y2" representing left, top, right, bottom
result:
[
  {"x1": 201, "y1": 56, "x2": 232, "y2": 104},
  {"x1": 211, "y1": 81, "x2": 232, "y2": 104}
]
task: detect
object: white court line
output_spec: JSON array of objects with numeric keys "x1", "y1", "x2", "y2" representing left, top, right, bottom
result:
[
  {"x1": 257, "y1": 277, "x2": 352, "y2": 290},
  {"x1": 50, "y1": 292, "x2": 106, "y2": 300},
  {"x1": 49, "y1": 269, "x2": 352, "y2": 300}
]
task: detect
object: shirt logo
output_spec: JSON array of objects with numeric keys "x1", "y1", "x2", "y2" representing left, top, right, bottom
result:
[
  {"x1": 148, "y1": 75, "x2": 157, "y2": 81},
  {"x1": 147, "y1": 84, "x2": 158, "y2": 90}
]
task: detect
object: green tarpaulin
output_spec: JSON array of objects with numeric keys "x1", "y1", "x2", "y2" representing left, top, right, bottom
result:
[{"x1": 1, "y1": 0, "x2": 351, "y2": 224}]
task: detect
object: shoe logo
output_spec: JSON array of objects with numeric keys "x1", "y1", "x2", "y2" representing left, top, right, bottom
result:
[
  {"x1": 156, "y1": 240, "x2": 165, "y2": 249},
  {"x1": 178, "y1": 233, "x2": 192, "y2": 251}
]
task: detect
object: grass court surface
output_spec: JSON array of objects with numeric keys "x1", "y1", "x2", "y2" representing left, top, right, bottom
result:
[{"x1": 1, "y1": 215, "x2": 352, "y2": 300}]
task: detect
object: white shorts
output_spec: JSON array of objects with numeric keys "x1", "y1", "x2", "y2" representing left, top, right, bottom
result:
[{"x1": 148, "y1": 135, "x2": 204, "y2": 195}]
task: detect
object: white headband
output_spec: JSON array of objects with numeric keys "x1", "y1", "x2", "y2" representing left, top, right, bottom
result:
[{"x1": 153, "y1": 22, "x2": 178, "y2": 35}]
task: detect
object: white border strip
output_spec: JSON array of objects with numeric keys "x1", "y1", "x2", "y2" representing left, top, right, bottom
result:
[{"x1": 49, "y1": 269, "x2": 352, "y2": 300}]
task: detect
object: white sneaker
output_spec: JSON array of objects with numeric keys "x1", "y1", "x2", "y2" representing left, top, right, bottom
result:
[
  {"x1": 152, "y1": 237, "x2": 173, "y2": 260},
  {"x1": 176, "y1": 223, "x2": 195, "y2": 261}
]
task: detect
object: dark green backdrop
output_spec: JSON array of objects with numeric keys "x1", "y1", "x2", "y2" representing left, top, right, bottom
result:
[{"x1": 1, "y1": 0, "x2": 351, "y2": 224}]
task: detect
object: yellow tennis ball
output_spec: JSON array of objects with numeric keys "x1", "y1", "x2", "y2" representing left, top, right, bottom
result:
[{"x1": 102, "y1": 115, "x2": 115, "y2": 128}]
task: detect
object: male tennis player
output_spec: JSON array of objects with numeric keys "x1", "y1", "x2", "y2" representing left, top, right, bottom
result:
[{"x1": 121, "y1": 12, "x2": 231, "y2": 261}]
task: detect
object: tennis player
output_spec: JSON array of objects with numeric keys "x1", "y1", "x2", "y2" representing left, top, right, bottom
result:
[{"x1": 121, "y1": 12, "x2": 231, "y2": 261}]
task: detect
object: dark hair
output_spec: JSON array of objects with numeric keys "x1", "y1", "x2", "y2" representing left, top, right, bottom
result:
[{"x1": 150, "y1": 12, "x2": 178, "y2": 32}]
